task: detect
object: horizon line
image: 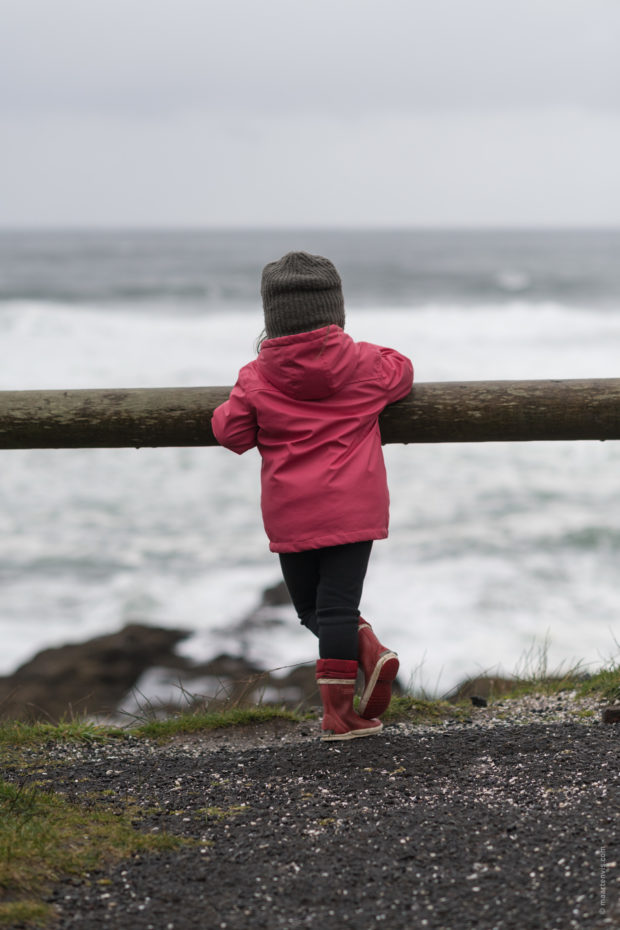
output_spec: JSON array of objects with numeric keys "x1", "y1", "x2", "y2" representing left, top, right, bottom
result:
[{"x1": 1, "y1": 223, "x2": 619, "y2": 234}]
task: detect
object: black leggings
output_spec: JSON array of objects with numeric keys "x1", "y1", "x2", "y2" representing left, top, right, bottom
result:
[{"x1": 278, "y1": 541, "x2": 373, "y2": 661}]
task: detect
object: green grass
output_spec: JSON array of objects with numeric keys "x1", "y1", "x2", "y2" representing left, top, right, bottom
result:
[
  {"x1": 441, "y1": 636, "x2": 620, "y2": 705},
  {"x1": 0, "y1": 901, "x2": 50, "y2": 929},
  {"x1": 0, "y1": 779, "x2": 184, "y2": 927},
  {"x1": 0, "y1": 705, "x2": 307, "y2": 748},
  {"x1": 0, "y1": 718, "x2": 126, "y2": 747},
  {"x1": 379, "y1": 694, "x2": 471, "y2": 724},
  {"x1": 497, "y1": 653, "x2": 620, "y2": 704},
  {"x1": 132, "y1": 704, "x2": 304, "y2": 740},
  {"x1": 577, "y1": 662, "x2": 620, "y2": 703},
  {"x1": 441, "y1": 657, "x2": 620, "y2": 708}
]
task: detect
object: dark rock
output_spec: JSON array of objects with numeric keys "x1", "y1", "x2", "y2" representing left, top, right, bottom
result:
[
  {"x1": 470, "y1": 695, "x2": 488, "y2": 707},
  {"x1": 258, "y1": 580, "x2": 291, "y2": 607},
  {"x1": 0, "y1": 624, "x2": 190, "y2": 722}
]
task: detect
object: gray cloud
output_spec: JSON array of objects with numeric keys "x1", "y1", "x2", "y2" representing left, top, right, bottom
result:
[
  {"x1": 2, "y1": 0, "x2": 619, "y2": 115},
  {"x1": 1, "y1": 0, "x2": 619, "y2": 225}
]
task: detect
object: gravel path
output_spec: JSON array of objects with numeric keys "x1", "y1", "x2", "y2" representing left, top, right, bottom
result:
[{"x1": 8, "y1": 694, "x2": 620, "y2": 929}]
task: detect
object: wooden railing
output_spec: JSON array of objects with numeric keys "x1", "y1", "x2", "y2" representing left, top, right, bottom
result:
[{"x1": 0, "y1": 379, "x2": 619, "y2": 449}]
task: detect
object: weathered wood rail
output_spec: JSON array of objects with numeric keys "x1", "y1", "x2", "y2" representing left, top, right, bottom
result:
[{"x1": 0, "y1": 379, "x2": 619, "y2": 449}]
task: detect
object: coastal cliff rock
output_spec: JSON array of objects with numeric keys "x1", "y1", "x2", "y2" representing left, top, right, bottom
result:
[{"x1": 0, "y1": 624, "x2": 189, "y2": 722}]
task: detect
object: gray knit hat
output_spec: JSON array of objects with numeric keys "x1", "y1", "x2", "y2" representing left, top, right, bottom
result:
[{"x1": 261, "y1": 251, "x2": 345, "y2": 339}]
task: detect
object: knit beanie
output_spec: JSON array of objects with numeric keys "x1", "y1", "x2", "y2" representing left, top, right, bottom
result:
[{"x1": 261, "y1": 251, "x2": 345, "y2": 339}]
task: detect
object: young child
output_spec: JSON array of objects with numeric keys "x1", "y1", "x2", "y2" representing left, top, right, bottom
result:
[{"x1": 212, "y1": 251, "x2": 413, "y2": 740}]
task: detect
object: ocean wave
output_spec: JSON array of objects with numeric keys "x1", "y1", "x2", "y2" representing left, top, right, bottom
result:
[{"x1": 1, "y1": 228, "x2": 620, "y2": 307}]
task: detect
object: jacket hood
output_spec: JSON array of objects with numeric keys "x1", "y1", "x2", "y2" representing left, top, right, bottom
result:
[{"x1": 257, "y1": 325, "x2": 358, "y2": 400}]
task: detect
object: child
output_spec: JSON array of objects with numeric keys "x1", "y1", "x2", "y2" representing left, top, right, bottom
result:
[{"x1": 212, "y1": 251, "x2": 413, "y2": 740}]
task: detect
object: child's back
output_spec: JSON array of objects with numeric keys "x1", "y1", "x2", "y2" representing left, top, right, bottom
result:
[
  {"x1": 212, "y1": 323, "x2": 412, "y2": 553},
  {"x1": 212, "y1": 251, "x2": 413, "y2": 741}
]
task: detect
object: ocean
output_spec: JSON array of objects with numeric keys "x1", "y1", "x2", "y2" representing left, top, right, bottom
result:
[{"x1": 1, "y1": 228, "x2": 619, "y2": 696}]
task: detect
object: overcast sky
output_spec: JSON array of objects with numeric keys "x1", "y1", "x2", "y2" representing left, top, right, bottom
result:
[{"x1": 1, "y1": 0, "x2": 619, "y2": 227}]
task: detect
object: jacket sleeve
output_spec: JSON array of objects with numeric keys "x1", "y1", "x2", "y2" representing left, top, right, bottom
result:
[
  {"x1": 211, "y1": 377, "x2": 258, "y2": 455},
  {"x1": 377, "y1": 346, "x2": 414, "y2": 404}
]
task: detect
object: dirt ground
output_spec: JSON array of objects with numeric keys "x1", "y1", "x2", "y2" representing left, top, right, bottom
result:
[{"x1": 6, "y1": 701, "x2": 618, "y2": 930}]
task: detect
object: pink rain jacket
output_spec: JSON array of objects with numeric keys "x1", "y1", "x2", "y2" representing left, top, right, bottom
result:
[{"x1": 211, "y1": 325, "x2": 413, "y2": 553}]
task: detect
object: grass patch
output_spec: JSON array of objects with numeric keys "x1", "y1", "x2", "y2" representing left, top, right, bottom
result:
[
  {"x1": 0, "y1": 705, "x2": 308, "y2": 749},
  {"x1": 0, "y1": 718, "x2": 126, "y2": 748},
  {"x1": 497, "y1": 646, "x2": 620, "y2": 704},
  {"x1": 131, "y1": 704, "x2": 306, "y2": 740},
  {"x1": 382, "y1": 694, "x2": 471, "y2": 725},
  {"x1": 442, "y1": 636, "x2": 620, "y2": 705},
  {"x1": 577, "y1": 662, "x2": 620, "y2": 703},
  {"x1": 493, "y1": 637, "x2": 589, "y2": 699},
  {"x1": 0, "y1": 900, "x2": 49, "y2": 928},
  {"x1": 0, "y1": 779, "x2": 184, "y2": 927},
  {"x1": 196, "y1": 804, "x2": 249, "y2": 822},
  {"x1": 442, "y1": 660, "x2": 620, "y2": 707}
]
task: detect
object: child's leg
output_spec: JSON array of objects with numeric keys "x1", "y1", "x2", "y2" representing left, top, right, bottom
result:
[
  {"x1": 281, "y1": 541, "x2": 381, "y2": 740},
  {"x1": 313, "y1": 541, "x2": 382, "y2": 740},
  {"x1": 315, "y1": 541, "x2": 373, "y2": 660},
  {"x1": 278, "y1": 550, "x2": 320, "y2": 636},
  {"x1": 317, "y1": 542, "x2": 397, "y2": 724},
  {"x1": 279, "y1": 541, "x2": 372, "y2": 652}
]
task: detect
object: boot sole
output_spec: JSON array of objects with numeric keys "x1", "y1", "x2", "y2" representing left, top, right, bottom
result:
[
  {"x1": 359, "y1": 652, "x2": 399, "y2": 718},
  {"x1": 321, "y1": 721, "x2": 383, "y2": 741}
]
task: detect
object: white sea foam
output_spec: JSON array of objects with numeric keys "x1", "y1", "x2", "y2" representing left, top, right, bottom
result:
[{"x1": 1, "y1": 298, "x2": 619, "y2": 690}]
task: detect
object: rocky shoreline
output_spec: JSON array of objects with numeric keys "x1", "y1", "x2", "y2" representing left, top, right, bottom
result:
[
  {"x1": 3, "y1": 690, "x2": 617, "y2": 929},
  {"x1": 0, "y1": 582, "x2": 317, "y2": 721}
]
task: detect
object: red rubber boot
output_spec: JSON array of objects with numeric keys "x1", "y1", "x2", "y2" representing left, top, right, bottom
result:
[
  {"x1": 357, "y1": 619, "x2": 400, "y2": 718},
  {"x1": 316, "y1": 659, "x2": 383, "y2": 741}
]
